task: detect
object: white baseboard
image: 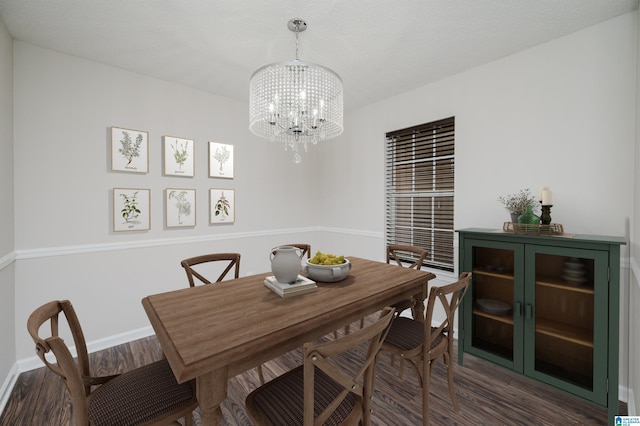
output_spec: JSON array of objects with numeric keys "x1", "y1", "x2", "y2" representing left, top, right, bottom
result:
[
  {"x1": 627, "y1": 386, "x2": 637, "y2": 415},
  {"x1": 0, "y1": 362, "x2": 19, "y2": 418}
]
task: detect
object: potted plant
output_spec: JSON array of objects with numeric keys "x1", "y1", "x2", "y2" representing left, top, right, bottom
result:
[{"x1": 499, "y1": 188, "x2": 539, "y2": 222}]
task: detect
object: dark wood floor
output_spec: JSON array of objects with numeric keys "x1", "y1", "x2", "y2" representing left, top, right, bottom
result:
[{"x1": 1, "y1": 317, "x2": 626, "y2": 425}]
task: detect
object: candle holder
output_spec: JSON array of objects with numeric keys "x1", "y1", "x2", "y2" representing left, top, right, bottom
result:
[{"x1": 540, "y1": 204, "x2": 553, "y2": 225}]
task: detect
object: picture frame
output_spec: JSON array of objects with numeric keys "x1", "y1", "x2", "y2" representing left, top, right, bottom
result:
[
  {"x1": 209, "y1": 142, "x2": 234, "y2": 178},
  {"x1": 113, "y1": 188, "x2": 150, "y2": 231},
  {"x1": 165, "y1": 188, "x2": 196, "y2": 228},
  {"x1": 164, "y1": 136, "x2": 195, "y2": 177},
  {"x1": 111, "y1": 126, "x2": 149, "y2": 173},
  {"x1": 209, "y1": 188, "x2": 235, "y2": 224}
]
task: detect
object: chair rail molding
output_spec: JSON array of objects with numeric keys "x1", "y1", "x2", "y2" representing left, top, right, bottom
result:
[
  {"x1": 0, "y1": 251, "x2": 15, "y2": 271},
  {"x1": 13, "y1": 226, "x2": 385, "y2": 260},
  {"x1": 14, "y1": 227, "x2": 318, "y2": 260}
]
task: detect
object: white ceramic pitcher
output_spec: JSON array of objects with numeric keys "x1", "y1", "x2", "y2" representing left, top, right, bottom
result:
[{"x1": 270, "y1": 245, "x2": 303, "y2": 284}]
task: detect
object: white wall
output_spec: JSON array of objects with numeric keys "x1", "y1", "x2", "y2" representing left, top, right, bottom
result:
[
  {"x1": 322, "y1": 13, "x2": 636, "y2": 239},
  {"x1": 12, "y1": 42, "x2": 321, "y2": 250},
  {"x1": 10, "y1": 41, "x2": 326, "y2": 359},
  {"x1": 4, "y1": 9, "x2": 638, "y2": 412},
  {"x1": 319, "y1": 11, "x2": 637, "y2": 408},
  {"x1": 0, "y1": 13, "x2": 16, "y2": 408}
]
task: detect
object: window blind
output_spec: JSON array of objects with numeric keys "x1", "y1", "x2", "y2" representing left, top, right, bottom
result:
[{"x1": 385, "y1": 116, "x2": 455, "y2": 272}]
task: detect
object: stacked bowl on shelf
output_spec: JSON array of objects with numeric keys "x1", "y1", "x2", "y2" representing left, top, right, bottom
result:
[{"x1": 562, "y1": 257, "x2": 587, "y2": 285}]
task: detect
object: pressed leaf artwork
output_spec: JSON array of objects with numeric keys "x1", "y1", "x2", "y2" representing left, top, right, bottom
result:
[
  {"x1": 210, "y1": 188, "x2": 234, "y2": 224},
  {"x1": 166, "y1": 189, "x2": 196, "y2": 227},
  {"x1": 215, "y1": 192, "x2": 230, "y2": 217},
  {"x1": 121, "y1": 191, "x2": 141, "y2": 225},
  {"x1": 164, "y1": 136, "x2": 194, "y2": 177},
  {"x1": 209, "y1": 142, "x2": 234, "y2": 178},
  {"x1": 119, "y1": 132, "x2": 143, "y2": 167},
  {"x1": 214, "y1": 145, "x2": 230, "y2": 173},
  {"x1": 113, "y1": 188, "x2": 150, "y2": 231},
  {"x1": 111, "y1": 127, "x2": 149, "y2": 173}
]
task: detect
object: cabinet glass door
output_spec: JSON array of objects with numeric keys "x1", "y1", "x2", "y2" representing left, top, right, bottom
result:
[
  {"x1": 524, "y1": 245, "x2": 608, "y2": 404},
  {"x1": 463, "y1": 239, "x2": 524, "y2": 370}
]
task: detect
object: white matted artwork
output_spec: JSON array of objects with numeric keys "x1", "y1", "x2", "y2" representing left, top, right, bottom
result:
[
  {"x1": 210, "y1": 188, "x2": 235, "y2": 224},
  {"x1": 209, "y1": 142, "x2": 234, "y2": 178},
  {"x1": 113, "y1": 188, "x2": 150, "y2": 231},
  {"x1": 164, "y1": 136, "x2": 194, "y2": 177},
  {"x1": 166, "y1": 189, "x2": 196, "y2": 228},
  {"x1": 111, "y1": 126, "x2": 149, "y2": 173}
]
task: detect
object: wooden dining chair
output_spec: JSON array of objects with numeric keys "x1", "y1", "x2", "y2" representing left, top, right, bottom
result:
[
  {"x1": 180, "y1": 252, "x2": 241, "y2": 287},
  {"x1": 246, "y1": 307, "x2": 396, "y2": 426},
  {"x1": 379, "y1": 272, "x2": 472, "y2": 425},
  {"x1": 386, "y1": 244, "x2": 429, "y2": 319},
  {"x1": 27, "y1": 300, "x2": 198, "y2": 426}
]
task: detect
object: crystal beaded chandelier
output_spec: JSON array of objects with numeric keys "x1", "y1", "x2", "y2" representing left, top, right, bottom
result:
[{"x1": 249, "y1": 18, "x2": 344, "y2": 163}]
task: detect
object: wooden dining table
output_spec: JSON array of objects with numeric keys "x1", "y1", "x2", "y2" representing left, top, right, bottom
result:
[{"x1": 142, "y1": 256, "x2": 435, "y2": 425}]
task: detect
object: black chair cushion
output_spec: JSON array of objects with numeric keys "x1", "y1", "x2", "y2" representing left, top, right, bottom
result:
[
  {"x1": 248, "y1": 365, "x2": 359, "y2": 426},
  {"x1": 384, "y1": 317, "x2": 444, "y2": 352},
  {"x1": 88, "y1": 359, "x2": 194, "y2": 425}
]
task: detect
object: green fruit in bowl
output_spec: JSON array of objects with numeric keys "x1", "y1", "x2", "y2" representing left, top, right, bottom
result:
[{"x1": 309, "y1": 251, "x2": 345, "y2": 265}]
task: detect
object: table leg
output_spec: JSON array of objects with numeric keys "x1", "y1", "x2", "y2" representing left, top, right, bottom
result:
[
  {"x1": 197, "y1": 367, "x2": 228, "y2": 426},
  {"x1": 412, "y1": 279, "x2": 429, "y2": 322},
  {"x1": 412, "y1": 295, "x2": 425, "y2": 322}
]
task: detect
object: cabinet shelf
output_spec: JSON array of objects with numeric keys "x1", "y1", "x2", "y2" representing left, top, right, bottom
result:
[
  {"x1": 536, "y1": 317, "x2": 593, "y2": 348},
  {"x1": 472, "y1": 268, "x2": 514, "y2": 281},
  {"x1": 536, "y1": 276, "x2": 594, "y2": 295},
  {"x1": 473, "y1": 311, "x2": 593, "y2": 346},
  {"x1": 473, "y1": 308, "x2": 513, "y2": 325}
]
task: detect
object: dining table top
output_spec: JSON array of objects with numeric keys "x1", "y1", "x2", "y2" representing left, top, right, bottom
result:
[{"x1": 142, "y1": 256, "x2": 436, "y2": 384}]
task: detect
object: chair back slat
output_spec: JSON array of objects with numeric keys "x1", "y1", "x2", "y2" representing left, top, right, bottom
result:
[
  {"x1": 180, "y1": 253, "x2": 241, "y2": 287},
  {"x1": 27, "y1": 300, "x2": 92, "y2": 423},
  {"x1": 425, "y1": 272, "x2": 472, "y2": 347},
  {"x1": 387, "y1": 244, "x2": 428, "y2": 270}
]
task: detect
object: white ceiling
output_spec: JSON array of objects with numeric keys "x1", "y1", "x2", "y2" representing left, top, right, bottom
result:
[{"x1": 0, "y1": 0, "x2": 637, "y2": 110}]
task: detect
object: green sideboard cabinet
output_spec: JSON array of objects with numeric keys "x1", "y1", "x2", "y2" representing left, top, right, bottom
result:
[{"x1": 457, "y1": 228, "x2": 625, "y2": 423}]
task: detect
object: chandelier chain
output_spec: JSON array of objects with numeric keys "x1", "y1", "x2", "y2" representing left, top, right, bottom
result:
[{"x1": 295, "y1": 26, "x2": 300, "y2": 60}]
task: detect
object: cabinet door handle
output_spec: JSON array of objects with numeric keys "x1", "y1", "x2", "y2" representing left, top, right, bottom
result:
[
  {"x1": 525, "y1": 304, "x2": 533, "y2": 320},
  {"x1": 515, "y1": 301, "x2": 522, "y2": 317}
]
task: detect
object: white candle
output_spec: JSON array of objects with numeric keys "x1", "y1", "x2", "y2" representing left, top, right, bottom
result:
[
  {"x1": 539, "y1": 186, "x2": 548, "y2": 202},
  {"x1": 541, "y1": 188, "x2": 553, "y2": 205}
]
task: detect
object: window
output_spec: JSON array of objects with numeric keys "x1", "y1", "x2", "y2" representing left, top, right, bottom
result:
[{"x1": 385, "y1": 117, "x2": 455, "y2": 272}]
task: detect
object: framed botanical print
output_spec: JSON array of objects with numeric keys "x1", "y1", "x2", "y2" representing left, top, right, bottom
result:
[
  {"x1": 164, "y1": 136, "x2": 194, "y2": 177},
  {"x1": 166, "y1": 188, "x2": 196, "y2": 228},
  {"x1": 209, "y1": 142, "x2": 234, "y2": 178},
  {"x1": 113, "y1": 188, "x2": 150, "y2": 231},
  {"x1": 111, "y1": 126, "x2": 149, "y2": 173},
  {"x1": 209, "y1": 188, "x2": 235, "y2": 224}
]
